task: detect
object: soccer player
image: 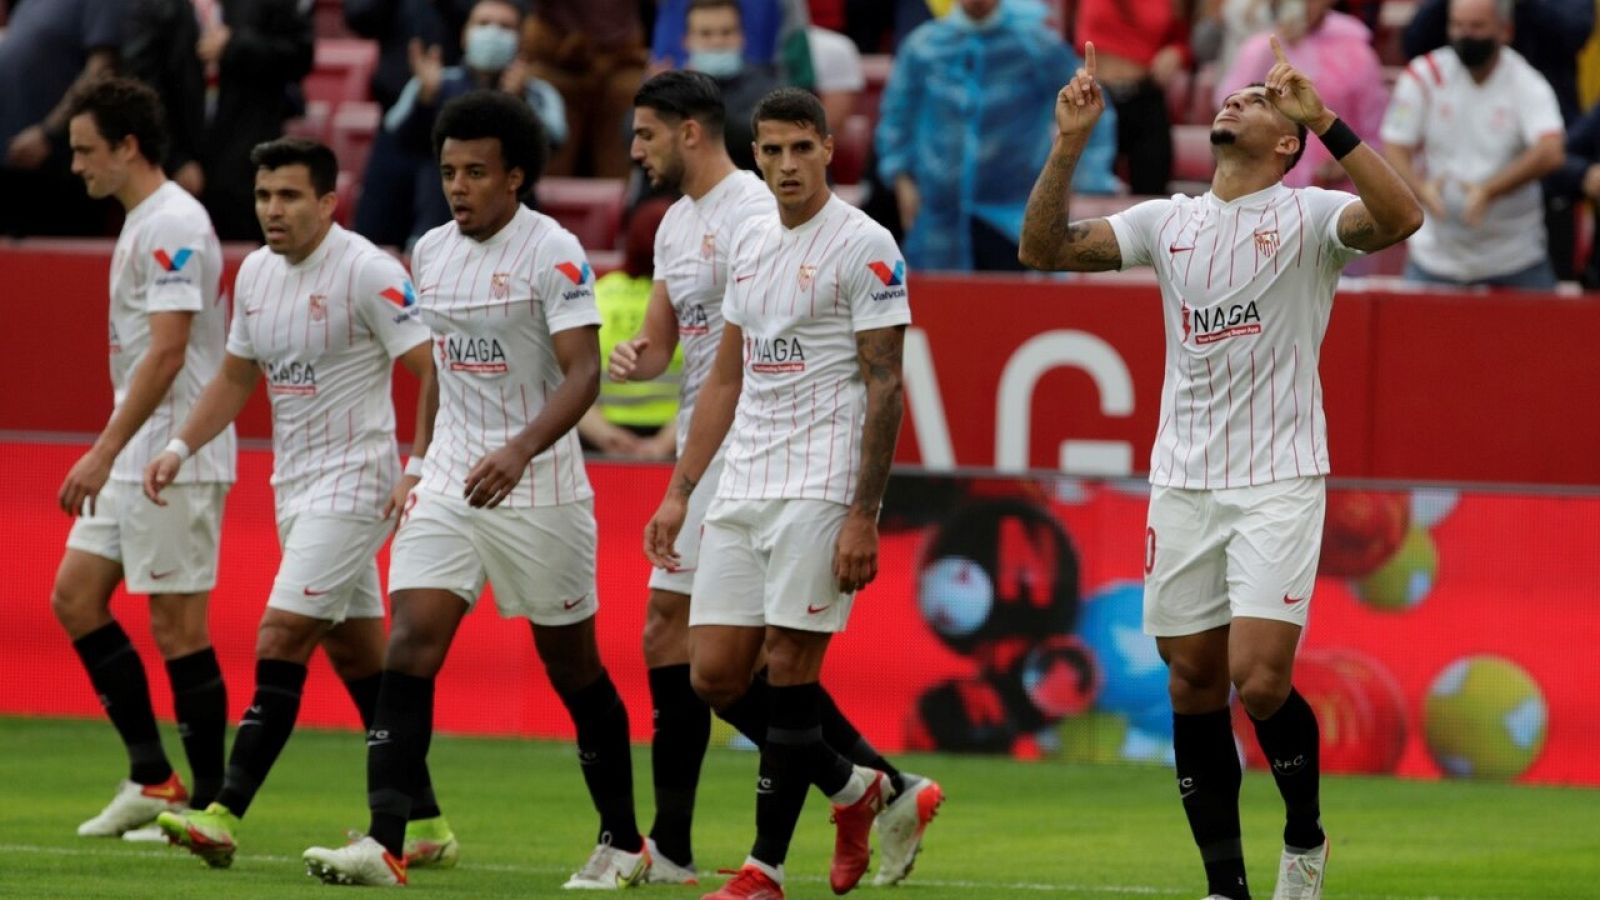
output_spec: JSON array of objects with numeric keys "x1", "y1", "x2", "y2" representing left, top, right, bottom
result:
[
  {"x1": 1018, "y1": 41, "x2": 1423, "y2": 900},
  {"x1": 143, "y1": 137, "x2": 455, "y2": 870},
  {"x1": 642, "y1": 87, "x2": 912, "y2": 900},
  {"x1": 302, "y1": 90, "x2": 645, "y2": 889},
  {"x1": 618, "y1": 71, "x2": 942, "y2": 888},
  {"x1": 52, "y1": 77, "x2": 234, "y2": 840}
]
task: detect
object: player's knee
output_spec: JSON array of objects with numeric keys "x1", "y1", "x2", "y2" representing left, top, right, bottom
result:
[
  {"x1": 254, "y1": 618, "x2": 320, "y2": 663},
  {"x1": 1166, "y1": 659, "x2": 1230, "y2": 712},
  {"x1": 50, "y1": 585, "x2": 107, "y2": 636},
  {"x1": 1234, "y1": 671, "x2": 1291, "y2": 719},
  {"x1": 690, "y1": 665, "x2": 745, "y2": 711},
  {"x1": 641, "y1": 606, "x2": 686, "y2": 667}
]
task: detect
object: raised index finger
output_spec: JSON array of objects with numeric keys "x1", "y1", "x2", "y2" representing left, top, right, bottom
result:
[
  {"x1": 1269, "y1": 35, "x2": 1288, "y2": 66},
  {"x1": 1084, "y1": 41, "x2": 1096, "y2": 78}
]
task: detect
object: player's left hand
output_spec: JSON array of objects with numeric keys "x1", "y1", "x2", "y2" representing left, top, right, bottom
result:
[
  {"x1": 1265, "y1": 36, "x2": 1331, "y2": 129},
  {"x1": 383, "y1": 474, "x2": 421, "y2": 532},
  {"x1": 833, "y1": 512, "x2": 879, "y2": 593},
  {"x1": 1461, "y1": 182, "x2": 1490, "y2": 227},
  {"x1": 643, "y1": 494, "x2": 688, "y2": 570},
  {"x1": 58, "y1": 448, "x2": 113, "y2": 518},
  {"x1": 464, "y1": 445, "x2": 531, "y2": 508}
]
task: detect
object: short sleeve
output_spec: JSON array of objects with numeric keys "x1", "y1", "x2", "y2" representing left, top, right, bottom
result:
[
  {"x1": 352, "y1": 254, "x2": 433, "y2": 358},
  {"x1": 1379, "y1": 69, "x2": 1427, "y2": 148},
  {"x1": 534, "y1": 229, "x2": 604, "y2": 335},
  {"x1": 144, "y1": 212, "x2": 210, "y2": 313},
  {"x1": 841, "y1": 225, "x2": 912, "y2": 333},
  {"x1": 1105, "y1": 198, "x2": 1175, "y2": 271},
  {"x1": 224, "y1": 261, "x2": 257, "y2": 360},
  {"x1": 1303, "y1": 187, "x2": 1365, "y2": 265},
  {"x1": 1516, "y1": 70, "x2": 1564, "y2": 147}
]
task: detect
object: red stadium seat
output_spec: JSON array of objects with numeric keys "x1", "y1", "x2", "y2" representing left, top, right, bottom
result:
[
  {"x1": 313, "y1": 0, "x2": 354, "y2": 40},
  {"x1": 536, "y1": 178, "x2": 627, "y2": 251},
  {"x1": 303, "y1": 38, "x2": 376, "y2": 114},
  {"x1": 334, "y1": 171, "x2": 360, "y2": 227},
  {"x1": 329, "y1": 101, "x2": 381, "y2": 181},
  {"x1": 1188, "y1": 64, "x2": 1218, "y2": 124},
  {"x1": 831, "y1": 113, "x2": 872, "y2": 186}
]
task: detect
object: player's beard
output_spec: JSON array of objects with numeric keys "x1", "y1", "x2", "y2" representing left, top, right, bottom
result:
[
  {"x1": 1210, "y1": 128, "x2": 1238, "y2": 146},
  {"x1": 655, "y1": 156, "x2": 686, "y2": 193}
]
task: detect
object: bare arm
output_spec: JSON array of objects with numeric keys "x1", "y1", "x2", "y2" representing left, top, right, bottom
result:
[
  {"x1": 397, "y1": 339, "x2": 436, "y2": 460},
  {"x1": 98, "y1": 311, "x2": 195, "y2": 461},
  {"x1": 848, "y1": 326, "x2": 905, "y2": 520},
  {"x1": 1018, "y1": 42, "x2": 1125, "y2": 273},
  {"x1": 643, "y1": 323, "x2": 743, "y2": 568},
  {"x1": 1481, "y1": 132, "x2": 1564, "y2": 201},
  {"x1": 143, "y1": 352, "x2": 259, "y2": 504},
  {"x1": 609, "y1": 280, "x2": 680, "y2": 382},
  {"x1": 462, "y1": 325, "x2": 599, "y2": 508}
]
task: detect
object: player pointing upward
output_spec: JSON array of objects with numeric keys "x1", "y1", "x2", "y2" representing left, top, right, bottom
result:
[{"x1": 1020, "y1": 39, "x2": 1422, "y2": 900}]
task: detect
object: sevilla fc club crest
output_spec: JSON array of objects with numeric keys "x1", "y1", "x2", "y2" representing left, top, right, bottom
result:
[
  {"x1": 308, "y1": 293, "x2": 327, "y2": 322},
  {"x1": 701, "y1": 233, "x2": 716, "y2": 259},
  {"x1": 489, "y1": 272, "x2": 511, "y2": 300},
  {"x1": 1253, "y1": 228, "x2": 1280, "y2": 258},
  {"x1": 797, "y1": 264, "x2": 817, "y2": 290}
]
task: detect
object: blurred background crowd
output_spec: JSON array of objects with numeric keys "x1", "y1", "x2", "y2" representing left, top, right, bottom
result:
[{"x1": 4, "y1": 0, "x2": 1599, "y2": 449}]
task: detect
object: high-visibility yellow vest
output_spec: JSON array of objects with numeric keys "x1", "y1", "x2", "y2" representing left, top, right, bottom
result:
[{"x1": 595, "y1": 271, "x2": 683, "y2": 428}]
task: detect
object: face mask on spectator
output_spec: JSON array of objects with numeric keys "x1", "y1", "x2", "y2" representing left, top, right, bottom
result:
[
  {"x1": 465, "y1": 24, "x2": 519, "y2": 72},
  {"x1": 1451, "y1": 36, "x2": 1498, "y2": 68},
  {"x1": 689, "y1": 49, "x2": 743, "y2": 78}
]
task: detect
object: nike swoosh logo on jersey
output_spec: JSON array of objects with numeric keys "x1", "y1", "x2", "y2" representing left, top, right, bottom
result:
[
  {"x1": 243, "y1": 306, "x2": 262, "y2": 316},
  {"x1": 735, "y1": 273, "x2": 755, "y2": 283},
  {"x1": 1169, "y1": 243, "x2": 1195, "y2": 253},
  {"x1": 149, "y1": 569, "x2": 177, "y2": 580},
  {"x1": 303, "y1": 586, "x2": 332, "y2": 597},
  {"x1": 1283, "y1": 594, "x2": 1305, "y2": 605}
]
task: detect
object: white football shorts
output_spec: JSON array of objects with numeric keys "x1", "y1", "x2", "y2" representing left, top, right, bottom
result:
[
  {"x1": 266, "y1": 512, "x2": 388, "y2": 622},
  {"x1": 66, "y1": 480, "x2": 228, "y2": 595},
  {"x1": 1143, "y1": 476, "x2": 1325, "y2": 637},
  {"x1": 647, "y1": 456, "x2": 724, "y2": 595},
  {"x1": 689, "y1": 497, "x2": 854, "y2": 634}
]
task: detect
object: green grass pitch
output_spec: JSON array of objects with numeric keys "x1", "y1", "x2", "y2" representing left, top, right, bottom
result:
[{"x1": 2, "y1": 716, "x2": 1596, "y2": 898}]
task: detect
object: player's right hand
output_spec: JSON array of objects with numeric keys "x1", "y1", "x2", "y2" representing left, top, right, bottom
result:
[
  {"x1": 142, "y1": 451, "x2": 183, "y2": 507},
  {"x1": 1055, "y1": 42, "x2": 1104, "y2": 139},
  {"x1": 643, "y1": 494, "x2": 687, "y2": 570},
  {"x1": 609, "y1": 338, "x2": 648, "y2": 382}
]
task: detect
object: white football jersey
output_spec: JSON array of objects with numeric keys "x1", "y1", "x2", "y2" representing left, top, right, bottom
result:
[
  {"x1": 1107, "y1": 183, "x2": 1362, "y2": 489},
  {"x1": 719, "y1": 193, "x2": 912, "y2": 504},
  {"x1": 227, "y1": 224, "x2": 431, "y2": 517},
  {"x1": 654, "y1": 169, "x2": 776, "y2": 456},
  {"x1": 107, "y1": 181, "x2": 234, "y2": 483},
  {"x1": 410, "y1": 207, "x2": 602, "y2": 508}
]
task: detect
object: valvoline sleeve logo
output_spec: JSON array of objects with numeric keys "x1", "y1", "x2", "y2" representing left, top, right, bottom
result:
[
  {"x1": 152, "y1": 248, "x2": 194, "y2": 272},
  {"x1": 555, "y1": 261, "x2": 592, "y2": 285},
  {"x1": 380, "y1": 282, "x2": 417, "y2": 307},
  {"x1": 868, "y1": 260, "x2": 905, "y2": 287}
]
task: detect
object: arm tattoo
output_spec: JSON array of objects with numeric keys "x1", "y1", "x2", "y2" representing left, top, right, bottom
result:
[
  {"x1": 1064, "y1": 221, "x2": 1122, "y2": 267},
  {"x1": 671, "y1": 471, "x2": 697, "y2": 499},
  {"x1": 851, "y1": 328, "x2": 905, "y2": 517},
  {"x1": 1339, "y1": 206, "x2": 1379, "y2": 250},
  {"x1": 1021, "y1": 144, "x2": 1121, "y2": 270}
]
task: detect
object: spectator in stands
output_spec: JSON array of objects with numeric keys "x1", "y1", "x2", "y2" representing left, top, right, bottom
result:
[
  {"x1": 1075, "y1": 0, "x2": 1189, "y2": 195},
  {"x1": 379, "y1": 0, "x2": 566, "y2": 248},
  {"x1": 1216, "y1": 0, "x2": 1387, "y2": 191},
  {"x1": 809, "y1": 24, "x2": 864, "y2": 129},
  {"x1": 653, "y1": 0, "x2": 814, "y2": 88},
  {"x1": 1546, "y1": 104, "x2": 1600, "y2": 286},
  {"x1": 1381, "y1": 0, "x2": 1565, "y2": 288},
  {"x1": 876, "y1": 0, "x2": 1117, "y2": 272},
  {"x1": 343, "y1": 0, "x2": 474, "y2": 111},
  {"x1": 122, "y1": 0, "x2": 206, "y2": 197},
  {"x1": 1191, "y1": 0, "x2": 1274, "y2": 77},
  {"x1": 522, "y1": 0, "x2": 648, "y2": 178},
  {"x1": 0, "y1": 0, "x2": 124, "y2": 237},
  {"x1": 682, "y1": 0, "x2": 780, "y2": 173},
  {"x1": 1402, "y1": 0, "x2": 1592, "y2": 123},
  {"x1": 578, "y1": 199, "x2": 681, "y2": 460},
  {"x1": 194, "y1": 0, "x2": 316, "y2": 241}
]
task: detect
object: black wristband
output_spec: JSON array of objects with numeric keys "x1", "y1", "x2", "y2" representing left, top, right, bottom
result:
[{"x1": 1316, "y1": 117, "x2": 1361, "y2": 160}]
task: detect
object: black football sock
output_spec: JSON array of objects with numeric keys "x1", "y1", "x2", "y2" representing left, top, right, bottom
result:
[
  {"x1": 1173, "y1": 709, "x2": 1250, "y2": 900},
  {"x1": 72, "y1": 622, "x2": 173, "y2": 785},
  {"x1": 166, "y1": 647, "x2": 228, "y2": 808},
  {"x1": 557, "y1": 669, "x2": 643, "y2": 853},
  {"x1": 750, "y1": 683, "x2": 855, "y2": 869},
  {"x1": 215, "y1": 658, "x2": 306, "y2": 817},
  {"x1": 647, "y1": 664, "x2": 708, "y2": 866},
  {"x1": 1249, "y1": 688, "x2": 1325, "y2": 851},
  {"x1": 366, "y1": 671, "x2": 432, "y2": 856},
  {"x1": 818, "y1": 685, "x2": 904, "y2": 796},
  {"x1": 715, "y1": 674, "x2": 771, "y2": 747},
  {"x1": 344, "y1": 673, "x2": 441, "y2": 822}
]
